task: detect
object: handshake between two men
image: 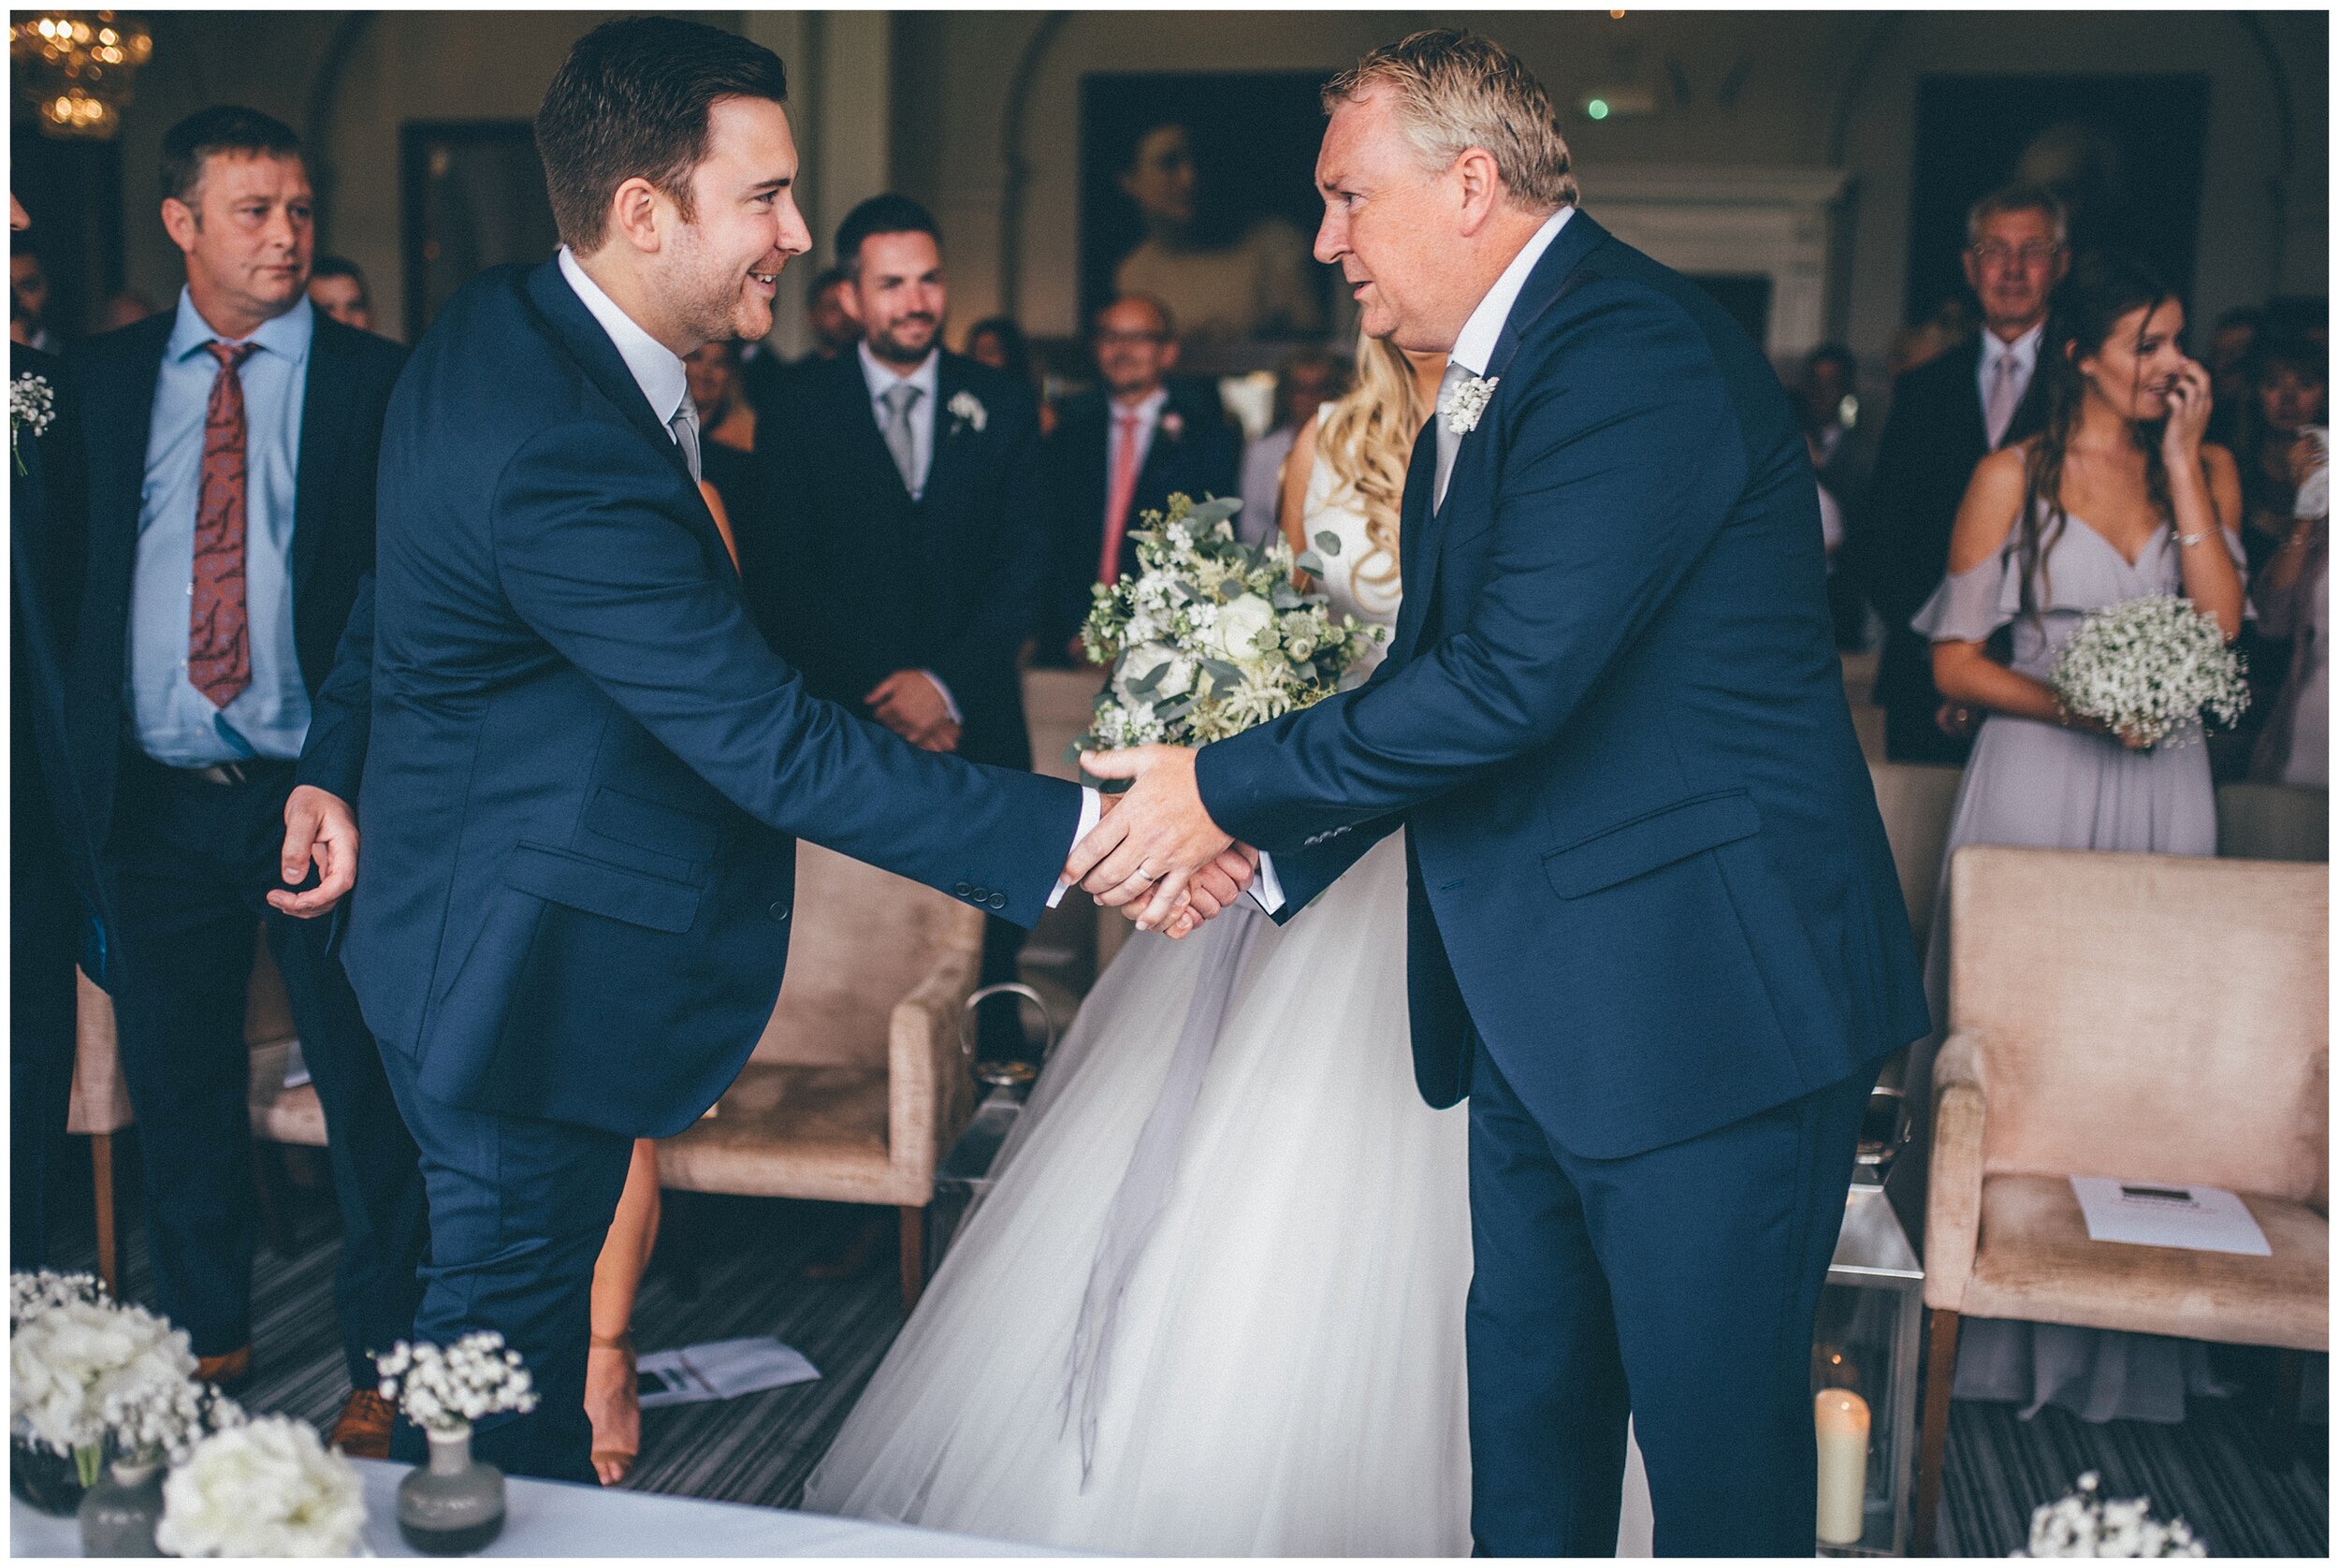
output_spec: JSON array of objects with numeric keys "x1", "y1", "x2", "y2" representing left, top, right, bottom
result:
[{"x1": 1066, "y1": 743, "x2": 1259, "y2": 940}]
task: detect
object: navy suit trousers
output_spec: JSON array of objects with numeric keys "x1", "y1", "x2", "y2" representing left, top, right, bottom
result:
[{"x1": 1465, "y1": 1038, "x2": 1876, "y2": 1557}]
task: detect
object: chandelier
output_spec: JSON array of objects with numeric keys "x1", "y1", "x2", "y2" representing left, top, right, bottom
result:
[{"x1": 9, "y1": 11, "x2": 154, "y2": 139}]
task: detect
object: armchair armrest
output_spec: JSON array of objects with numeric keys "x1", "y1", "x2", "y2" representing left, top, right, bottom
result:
[
  {"x1": 886, "y1": 934, "x2": 983, "y2": 1185},
  {"x1": 1923, "y1": 1029, "x2": 1987, "y2": 1312}
]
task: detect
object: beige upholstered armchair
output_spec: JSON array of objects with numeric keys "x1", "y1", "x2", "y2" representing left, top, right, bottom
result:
[
  {"x1": 657, "y1": 841, "x2": 987, "y2": 1312},
  {"x1": 68, "y1": 936, "x2": 325, "y2": 1294},
  {"x1": 1915, "y1": 846, "x2": 2328, "y2": 1551}
]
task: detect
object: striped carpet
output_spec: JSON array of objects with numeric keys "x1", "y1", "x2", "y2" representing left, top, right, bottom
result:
[{"x1": 38, "y1": 1141, "x2": 2328, "y2": 1556}]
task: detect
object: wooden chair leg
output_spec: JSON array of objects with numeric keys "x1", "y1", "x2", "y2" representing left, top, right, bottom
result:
[
  {"x1": 2263, "y1": 1348, "x2": 2304, "y2": 1469},
  {"x1": 92, "y1": 1132, "x2": 118, "y2": 1298},
  {"x1": 1914, "y1": 1306, "x2": 1960, "y2": 1557},
  {"x1": 899, "y1": 1206, "x2": 925, "y2": 1314}
]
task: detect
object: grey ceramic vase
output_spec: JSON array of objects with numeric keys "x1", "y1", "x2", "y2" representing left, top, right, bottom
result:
[
  {"x1": 397, "y1": 1428, "x2": 505, "y2": 1555},
  {"x1": 77, "y1": 1456, "x2": 165, "y2": 1556}
]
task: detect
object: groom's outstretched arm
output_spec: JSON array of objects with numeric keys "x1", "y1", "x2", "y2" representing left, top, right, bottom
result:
[
  {"x1": 1198, "y1": 287, "x2": 1747, "y2": 849},
  {"x1": 495, "y1": 420, "x2": 1083, "y2": 926}
]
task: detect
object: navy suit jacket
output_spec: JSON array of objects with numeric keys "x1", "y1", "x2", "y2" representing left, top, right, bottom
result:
[
  {"x1": 341, "y1": 259, "x2": 1081, "y2": 1137},
  {"x1": 1042, "y1": 385, "x2": 1241, "y2": 650},
  {"x1": 1197, "y1": 213, "x2": 1929, "y2": 1160},
  {"x1": 62, "y1": 308, "x2": 402, "y2": 845},
  {"x1": 744, "y1": 349, "x2": 1045, "y2": 771}
]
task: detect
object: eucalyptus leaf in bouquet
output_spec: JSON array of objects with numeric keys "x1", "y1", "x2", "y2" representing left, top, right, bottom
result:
[
  {"x1": 2047, "y1": 594, "x2": 2247, "y2": 750},
  {"x1": 1076, "y1": 493, "x2": 1383, "y2": 778}
]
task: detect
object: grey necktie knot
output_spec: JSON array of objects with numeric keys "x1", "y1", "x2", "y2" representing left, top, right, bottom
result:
[
  {"x1": 669, "y1": 397, "x2": 703, "y2": 486},
  {"x1": 1432, "y1": 360, "x2": 1473, "y2": 513},
  {"x1": 881, "y1": 382, "x2": 923, "y2": 496}
]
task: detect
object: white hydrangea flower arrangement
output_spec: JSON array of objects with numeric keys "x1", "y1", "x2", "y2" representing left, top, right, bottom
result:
[
  {"x1": 2048, "y1": 594, "x2": 2247, "y2": 750},
  {"x1": 9, "y1": 1270, "x2": 205, "y2": 1483},
  {"x1": 375, "y1": 1330, "x2": 539, "y2": 1438},
  {"x1": 156, "y1": 1414, "x2": 367, "y2": 1558},
  {"x1": 2013, "y1": 1470, "x2": 2206, "y2": 1558},
  {"x1": 1078, "y1": 493, "x2": 1383, "y2": 762}
]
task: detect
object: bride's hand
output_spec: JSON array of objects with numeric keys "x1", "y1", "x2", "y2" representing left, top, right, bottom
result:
[{"x1": 1155, "y1": 845, "x2": 1259, "y2": 938}]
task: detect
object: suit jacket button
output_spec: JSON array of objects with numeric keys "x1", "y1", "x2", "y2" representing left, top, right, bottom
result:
[
  {"x1": 988, "y1": 893, "x2": 1007, "y2": 911},
  {"x1": 953, "y1": 882, "x2": 972, "y2": 898},
  {"x1": 769, "y1": 902, "x2": 792, "y2": 923}
]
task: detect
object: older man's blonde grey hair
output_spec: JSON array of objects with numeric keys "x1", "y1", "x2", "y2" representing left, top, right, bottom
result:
[{"x1": 1324, "y1": 30, "x2": 1579, "y2": 211}]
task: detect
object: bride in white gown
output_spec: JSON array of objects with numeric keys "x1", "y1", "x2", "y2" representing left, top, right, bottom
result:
[{"x1": 802, "y1": 335, "x2": 1652, "y2": 1556}]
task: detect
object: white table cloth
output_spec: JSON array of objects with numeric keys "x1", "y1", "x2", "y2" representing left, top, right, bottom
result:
[{"x1": 12, "y1": 1458, "x2": 1055, "y2": 1557}]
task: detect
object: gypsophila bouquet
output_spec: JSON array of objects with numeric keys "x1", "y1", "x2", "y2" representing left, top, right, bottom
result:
[
  {"x1": 375, "y1": 1330, "x2": 538, "y2": 1437},
  {"x1": 101, "y1": 1369, "x2": 242, "y2": 1468},
  {"x1": 11, "y1": 370, "x2": 54, "y2": 474},
  {"x1": 2048, "y1": 594, "x2": 2247, "y2": 750},
  {"x1": 156, "y1": 1414, "x2": 366, "y2": 1558},
  {"x1": 2013, "y1": 1471, "x2": 2206, "y2": 1558},
  {"x1": 1078, "y1": 493, "x2": 1382, "y2": 764},
  {"x1": 9, "y1": 1272, "x2": 200, "y2": 1478}
]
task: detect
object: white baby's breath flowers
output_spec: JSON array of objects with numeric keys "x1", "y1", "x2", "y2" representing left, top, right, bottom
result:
[
  {"x1": 2048, "y1": 594, "x2": 2248, "y2": 750},
  {"x1": 2013, "y1": 1471, "x2": 2206, "y2": 1558},
  {"x1": 100, "y1": 1371, "x2": 242, "y2": 1467},
  {"x1": 1078, "y1": 494, "x2": 1381, "y2": 760},
  {"x1": 10, "y1": 1269, "x2": 104, "y2": 1325},
  {"x1": 9, "y1": 1279, "x2": 199, "y2": 1459},
  {"x1": 11, "y1": 370, "x2": 55, "y2": 472},
  {"x1": 376, "y1": 1330, "x2": 539, "y2": 1438},
  {"x1": 1440, "y1": 372, "x2": 1498, "y2": 436},
  {"x1": 156, "y1": 1414, "x2": 366, "y2": 1559}
]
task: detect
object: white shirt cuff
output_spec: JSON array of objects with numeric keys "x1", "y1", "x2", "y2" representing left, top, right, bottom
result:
[
  {"x1": 1049, "y1": 788, "x2": 1102, "y2": 908},
  {"x1": 915, "y1": 669, "x2": 963, "y2": 726},
  {"x1": 1248, "y1": 850, "x2": 1286, "y2": 914}
]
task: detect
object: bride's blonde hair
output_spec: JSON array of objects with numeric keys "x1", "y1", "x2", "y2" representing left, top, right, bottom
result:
[{"x1": 1312, "y1": 328, "x2": 1431, "y2": 586}]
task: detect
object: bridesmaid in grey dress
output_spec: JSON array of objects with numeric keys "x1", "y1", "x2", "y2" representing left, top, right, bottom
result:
[{"x1": 1914, "y1": 253, "x2": 2248, "y2": 1423}]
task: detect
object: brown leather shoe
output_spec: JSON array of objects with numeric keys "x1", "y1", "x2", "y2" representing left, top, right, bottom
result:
[
  {"x1": 195, "y1": 1344, "x2": 252, "y2": 1391},
  {"x1": 329, "y1": 1389, "x2": 397, "y2": 1459}
]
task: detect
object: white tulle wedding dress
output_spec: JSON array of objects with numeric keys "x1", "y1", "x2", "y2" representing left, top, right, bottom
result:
[{"x1": 802, "y1": 451, "x2": 1653, "y2": 1556}]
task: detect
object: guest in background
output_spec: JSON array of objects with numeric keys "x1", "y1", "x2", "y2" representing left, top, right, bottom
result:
[
  {"x1": 1850, "y1": 184, "x2": 2062, "y2": 764},
  {"x1": 62, "y1": 107, "x2": 428, "y2": 1456},
  {"x1": 685, "y1": 337, "x2": 758, "y2": 489},
  {"x1": 1909, "y1": 252, "x2": 2245, "y2": 1423},
  {"x1": 1040, "y1": 293, "x2": 1240, "y2": 661},
  {"x1": 1801, "y1": 343, "x2": 1872, "y2": 647},
  {"x1": 12, "y1": 233, "x2": 57, "y2": 351},
  {"x1": 9, "y1": 194, "x2": 100, "y2": 1270},
  {"x1": 97, "y1": 289, "x2": 162, "y2": 331},
  {"x1": 965, "y1": 315, "x2": 1053, "y2": 435},
  {"x1": 2236, "y1": 335, "x2": 2328, "y2": 574},
  {"x1": 1237, "y1": 344, "x2": 1346, "y2": 546},
  {"x1": 747, "y1": 194, "x2": 1049, "y2": 1072},
  {"x1": 2205, "y1": 306, "x2": 2263, "y2": 448},
  {"x1": 2250, "y1": 428, "x2": 2328, "y2": 790},
  {"x1": 307, "y1": 254, "x2": 372, "y2": 331},
  {"x1": 800, "y1": 262, "x2": 857, "y2": 363}
]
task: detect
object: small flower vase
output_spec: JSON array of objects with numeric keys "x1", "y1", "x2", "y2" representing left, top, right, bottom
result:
[
  {"x1": 77, "y1": 1455, "x2": 165, "y2": 1556},
  {"x1": 397, "y1": 1425, "x2": 505, "y2": 1555}
]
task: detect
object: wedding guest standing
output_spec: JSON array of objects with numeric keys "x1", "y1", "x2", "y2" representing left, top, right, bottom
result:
[
  {"x1": 12, "y1": 234, "x2": 58, "y2": 351},
  {"x1": 1039, "y1": 294, "x2": 1240, "y2": 661},
  {"x1": 10, "y1": 196, "x2": 99, "y2": 1270},
  {"x1": 307, "y1": 254, "x2": 372, "y2": 331},
  {"x1": 966, "y1": 315, "x2": 1054, "y2": 435},
  {"x1": 2250, "y1": 428, "x2": 2328, "y2": 789},
  {"x1": 1910, "y1": 253, "x2": 2245, "y2": 1422},
  {"x1": 2204, "y1": 306, "x2": 2262, "y2": 448},
  {"x1": 61, "y1": 107, "x2": 428, "y2": 1453},
  {"x1": 1852, "y1": 185, "x2": 2063, "y2": 764},
  {"x1": 2236, "y1": 335, "x2": 2328, "y2": 574},
  {"x1": 748, "y1": 193, "x2": 1049, "y2": 1062},
  {"x1": 1236, "y1": 344, "x2": 1345, "y2": 546}
]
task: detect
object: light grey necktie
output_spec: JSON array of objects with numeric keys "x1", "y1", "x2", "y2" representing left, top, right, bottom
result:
[
  {"x1": 1983, "y1": 349, "x2": 2023, "y2": 451},
  {"x1": 881, "y1": 382, "x2": 923, "y2": 497},
  {"x1": 1432, "y1": 360, "x2": 1472, "y2": 512},
  {"x1": 668, "y1": 397, "x2": 703, "y2": 485}
]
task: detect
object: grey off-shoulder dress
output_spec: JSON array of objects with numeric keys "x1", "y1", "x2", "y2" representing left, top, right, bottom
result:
[{"x1": 1910, "y1": 507, "x2": 2244, "y2": 1423}]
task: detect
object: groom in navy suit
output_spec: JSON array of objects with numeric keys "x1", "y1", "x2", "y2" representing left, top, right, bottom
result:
[
  {"x1": 313, "y1": 20, "x2": 1094, "y2": 1481},
  {"x1": 1073, "y1": 33, "x2": 1929, "y2": 1555}
]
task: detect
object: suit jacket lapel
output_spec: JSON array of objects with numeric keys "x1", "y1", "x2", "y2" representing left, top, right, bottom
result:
[
  {"x1": 86, "y1": 316, "x2": 171, "y2": 669},
  {"x1": 921, "y1": 355, "x2": 974, "y2": 524},
  {"x1": 1951, "y1": 336, "x2": 1990, "y2": 456},
  {"x1": 293, "y1": 319, "x2": 356, "y2": 597},
  {"x1": 1388, "y1": 422, "x2": 1440, "y2": 663},
  {"x1": 835, "y1": 350, "x2": 916, "y2": 510}
]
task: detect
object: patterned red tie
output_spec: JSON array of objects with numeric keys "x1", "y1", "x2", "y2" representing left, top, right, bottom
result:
[
  {"x1": 190, "y1": 341, "x2": 258, "y2": 709},
  {"x1": 1097, "y1": 410, "x2": 1142, "y2": 588}
]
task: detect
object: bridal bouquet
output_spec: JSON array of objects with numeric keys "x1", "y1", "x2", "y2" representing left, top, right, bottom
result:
[
  {"x1": 156, "y1": 1414, "x2": 367, "y2": 1558},
  {"x1": 9, "y1": 1270, "x2": 206, "y2": 1480},
  {"x1": 2047, "y1": 594, "x2": 2247, "y2": 750},
  {"x1": 2014, "y1": 1471, "x2": 2206, "y2": 1558},
  {"x1": 1077, "y1": 493, "x2": 1382, "y2": 764}
]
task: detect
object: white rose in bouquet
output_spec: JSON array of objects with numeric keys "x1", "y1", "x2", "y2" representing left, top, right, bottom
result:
[
  {"x1": 156, "y1": 1415, "x2": 366, "y2": 1558},
  {"x1": 1208, "y1": 593, "x2": 1276, "y2": 661}
]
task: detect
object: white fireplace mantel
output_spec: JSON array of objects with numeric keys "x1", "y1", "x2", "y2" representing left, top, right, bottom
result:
[{"x1": 1581, "y1": 165, "x2": 1854, "y2": 361}]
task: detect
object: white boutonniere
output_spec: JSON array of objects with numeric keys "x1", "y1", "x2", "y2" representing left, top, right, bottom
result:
[
  {"x1": 12, "y1": 371, "x2": 55, "y2": 474},
  {"x1": 1441, "y1": 372, "x2": 1498, "y2": 437},
  {"x1": 947, "y1": 388, "x2": 986, "y2": 434},
  {"x1": 1159, "y1": 410, "x2": 1184, "y2": 442}
]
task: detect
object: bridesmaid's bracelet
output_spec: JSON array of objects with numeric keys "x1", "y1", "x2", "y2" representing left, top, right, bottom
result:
[{"x1": 2176, "y1": 529, "x2": 2214, "y2": 547}]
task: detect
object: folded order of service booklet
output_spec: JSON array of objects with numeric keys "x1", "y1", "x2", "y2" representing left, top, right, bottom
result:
[{"x1": 2070, "y1": 1176, "x2": 2272, "y2": 1256}]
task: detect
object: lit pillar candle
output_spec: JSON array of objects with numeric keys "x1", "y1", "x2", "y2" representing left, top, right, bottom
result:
[{"x1": 1814, "y1": 1387, "x2": 1870, "y2": 1546}]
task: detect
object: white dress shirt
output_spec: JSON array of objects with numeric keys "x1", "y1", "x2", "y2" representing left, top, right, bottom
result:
[
  {"x1": 857, "y1": 341, "x2": 941, "y2": 499},
  {"x1": 556, "y1": 248, "x2": 1093, "y2": 902},
  {"x1": 1976, "y1": 321, "x2": 2043, "y2": 445}
]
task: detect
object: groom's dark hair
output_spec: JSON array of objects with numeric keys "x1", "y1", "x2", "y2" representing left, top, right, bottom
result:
[{"x1": 535, "y1": 17, "x2": 789, "y2": 255}]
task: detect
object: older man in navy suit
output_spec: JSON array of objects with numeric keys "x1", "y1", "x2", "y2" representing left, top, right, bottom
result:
[{"x1": 1074, "y1": 33, "x2": 1927, "y2": 1556}]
